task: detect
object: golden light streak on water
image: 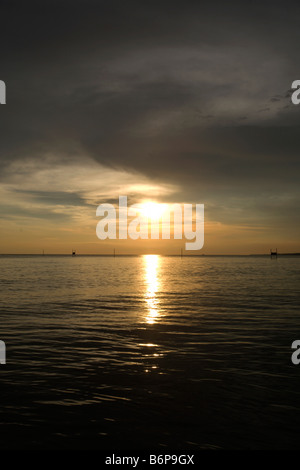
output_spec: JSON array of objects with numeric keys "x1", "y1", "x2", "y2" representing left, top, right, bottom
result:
[{"x1": 143, "y1": 254, "x2": 161, "y2": 324}]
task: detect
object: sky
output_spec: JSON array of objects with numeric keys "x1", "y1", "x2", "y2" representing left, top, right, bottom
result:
[{"x1": 0, "y1": 0, "x2": 299, "y2": 254}]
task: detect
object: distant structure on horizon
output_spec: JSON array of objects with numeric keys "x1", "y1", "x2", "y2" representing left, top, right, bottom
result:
[{"x1": 270, "y1": 248, "x2": 277, "y2": 258}]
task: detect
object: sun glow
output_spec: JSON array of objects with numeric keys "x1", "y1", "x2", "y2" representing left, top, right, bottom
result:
[{"x1": 140, "y1": 202, "x2": 167, "y2": 220}]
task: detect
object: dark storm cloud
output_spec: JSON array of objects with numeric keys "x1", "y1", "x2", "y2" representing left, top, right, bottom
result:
[{"x1": 0, "y1": 0, "x2": 300, "y2": 229}]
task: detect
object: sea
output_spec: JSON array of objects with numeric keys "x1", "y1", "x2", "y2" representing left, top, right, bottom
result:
[{"x1": 0, "y1": 254, "x2": 299, "y2": 450}]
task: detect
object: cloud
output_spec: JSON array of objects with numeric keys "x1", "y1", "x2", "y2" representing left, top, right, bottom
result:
[
  {"x1": 0, "y1": 0, "x2": 299, "y2": 250},
  {"x1": 0, "y1": 156, "x2": 178, "y2": 227}
]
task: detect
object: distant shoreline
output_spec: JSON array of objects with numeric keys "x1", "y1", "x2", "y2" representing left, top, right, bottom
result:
[{"x1": 0, "y1": 253, "x2": 300, "y2": 258}]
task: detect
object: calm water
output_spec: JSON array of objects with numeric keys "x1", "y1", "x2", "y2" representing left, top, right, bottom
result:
[{"x1": 0, "y1": 255, "x2": 300, "y2": 449}]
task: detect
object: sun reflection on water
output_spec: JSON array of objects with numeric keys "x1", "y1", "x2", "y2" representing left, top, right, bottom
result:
[{"x1": 143, "y1": 255, "x2": 161, "y2": 324}]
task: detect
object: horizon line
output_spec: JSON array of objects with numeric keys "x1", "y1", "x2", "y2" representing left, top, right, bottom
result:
[{"x1": 1, "y1": 252, "x2": 300, "y2": 257}]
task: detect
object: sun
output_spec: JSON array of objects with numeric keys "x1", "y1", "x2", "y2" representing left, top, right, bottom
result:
[{"x1": 140, "y1": 202, "x2": 167, "y2": 220}]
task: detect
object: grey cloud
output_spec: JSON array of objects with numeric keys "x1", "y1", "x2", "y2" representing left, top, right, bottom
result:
[
  {"x1": 0, "y1": 0, "x2": 300, "y2": 231},
  {"x1": 12, "y1": 190, "x2": 89, "y2": 207},
  {"x1": 0, "y1": 204, "x2": 72, "y2": 222}
]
